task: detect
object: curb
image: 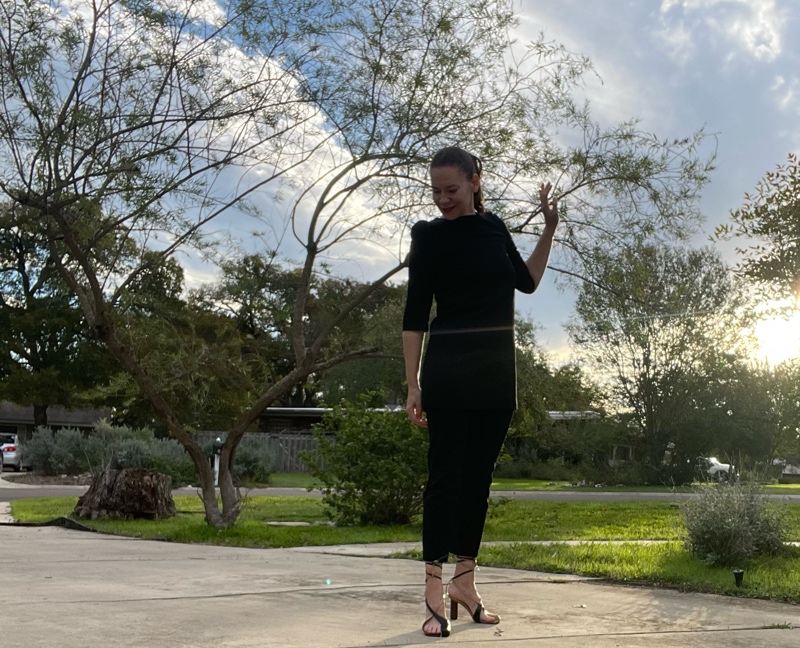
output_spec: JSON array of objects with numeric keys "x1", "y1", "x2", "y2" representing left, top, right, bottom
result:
[
  {"x1": 0, "y1": 515, "x2": 96, "y2": 531},
  {"x1": 0, "y1": 501, "x2": 12, "y2": 523}
]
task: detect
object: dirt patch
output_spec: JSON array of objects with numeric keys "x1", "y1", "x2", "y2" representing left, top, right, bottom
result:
[{"x1": 2, "y1": 472, "x2": 94, "y2": 486}]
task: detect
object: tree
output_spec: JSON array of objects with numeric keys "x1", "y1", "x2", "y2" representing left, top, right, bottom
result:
[
  {"x1": 716, "y1": 153, "x2": 800, "y2": 305},
  {"x1": 568, "y1": 243, "x2": 752, "y2": 480},
  {"x1": 765, "y1": 359, "x2": 800, "y2": 463},
  {"x1": 680, "y1": 356, "x2": 777, "y2": 470},
  {"x1": 191, "y1": 252, "x2": 408, "y2": 408},
  {"x1": 0, "y1": 204, "x2": 111, "y2": 425},
  {"x1": 0, "y1": 0, "x2": 714, "y2": 526},
  {"x1": 0, "y1": 0, "x2": 315, "y2": 525},
  {"x1": 503, "y1": 317, "x2": 610, "y2": 466}
]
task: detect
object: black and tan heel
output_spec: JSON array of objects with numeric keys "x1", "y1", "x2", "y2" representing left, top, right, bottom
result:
[
  {"x1": 423, "y1": 560, "x2": 451, "y2": 637},
  {"x1": 447, "y1": 557, "x2": 500, "y2": 624}
]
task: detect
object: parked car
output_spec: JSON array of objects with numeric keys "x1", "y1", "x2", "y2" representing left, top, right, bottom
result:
[
  {"x1": 0, "y1": 433, "x2": 23, "y2": 472},
  {"x1": 697, "y1": 456, "x2": 736, "y2": 482}
]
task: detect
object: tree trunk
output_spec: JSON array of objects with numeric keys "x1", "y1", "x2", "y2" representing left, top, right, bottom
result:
[
  {"x1": 33, "y1": 403, "x2": 48, "y2": 428},
  {"x1": 74, "y1": 468, "x2": 176, "y2": 520}
]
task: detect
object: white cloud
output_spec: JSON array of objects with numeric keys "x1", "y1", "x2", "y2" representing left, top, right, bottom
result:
[
  {"x1": 659, "y1": 0, "x2": 787, "y2": 63},
  {"x1": 771, "y1": 75, "x2": 800, "y2": 112},
  {"x1": 655, "y1": 20, "x2": 695, "y2": 66}
]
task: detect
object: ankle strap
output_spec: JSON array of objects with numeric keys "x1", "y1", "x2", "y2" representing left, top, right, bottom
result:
[
  {"x1": 452, "y1": 555, "x2": 476, "y2": 579},
  {"x1": 425, "y1": 560, "x2": 443, "y2": 580}
]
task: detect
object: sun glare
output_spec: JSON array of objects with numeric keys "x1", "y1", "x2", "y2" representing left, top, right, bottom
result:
[{"x1": 754, "y1": 310, "x2": 800, "y2": 365}]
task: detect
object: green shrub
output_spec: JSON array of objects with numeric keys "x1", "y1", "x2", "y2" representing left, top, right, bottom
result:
[
  {"x1": 302, "y1": 397, "x2": 428, "y2": 526},
  {"x1": 20, "y1": 422, "x2": 198, "y2": 485},
  {"x1": 681, "y1": 482, "x2": 786, "y2": 565},
  {"x1": 50, "y1": 428, "x2": 88, "y2": 474},
  {"x1": 112, "y1": 438, "x2": 151, "y2": 470},
  {"x1": 232, "y1": 434, "x2": 273, "y2": 485},
  {"x1": 22, "y1": 427, "x2": 58, "y2": 475},
  {"x1": 577, "y1": 462, "x2": 650, "y2": 486},
  {"x1": 493, "y1": 459, "x2": 538, "y2": 480},
  {"x1": 148, "y1": 438, "x2": 197, "y2": 487}
]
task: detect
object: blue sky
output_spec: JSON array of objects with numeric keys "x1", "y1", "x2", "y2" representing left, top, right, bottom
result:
[
  {"x1": 176, "y1": 0, "x2": 799, "y2": 363},
  {"x1": 511, "y1": 0, "x2": 800, "y2": 360}
]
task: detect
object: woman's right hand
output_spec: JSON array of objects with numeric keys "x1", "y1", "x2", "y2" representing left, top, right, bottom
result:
[{"x1": 406, "y1": 387, "x2": 428, "y2": 427}]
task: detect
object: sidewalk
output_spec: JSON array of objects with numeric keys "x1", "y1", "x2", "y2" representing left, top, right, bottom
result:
[{"x1": 1, "y1": 525, "x2": 798, "y2": 648}]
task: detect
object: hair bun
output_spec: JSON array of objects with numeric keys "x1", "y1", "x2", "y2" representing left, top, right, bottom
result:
[{"x1": 470, "y1": 154, "x2": 483, "y2": 176}]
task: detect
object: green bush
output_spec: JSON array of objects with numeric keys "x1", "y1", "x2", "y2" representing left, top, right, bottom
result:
[
  {"x1": 112, "y1": 438, "x2": 151, "y2": 470},
  {"x1": 681, "y1": 482, "x2": 787, "y2": 566},
  {"x1": 23, "y1": 427, "x2": 94, "y2": 475},
  {"x1": 20, "y1": 422, "x2": 199, "y2": 486},
  {"x1": 577, "y1": 462, "x2": 650, "y2": 486},
  {"x1": 302, "y1": 397, "x2": 429, "y2": 526},
  {"x1": 149, "y1": 438, "x2": 197, "y2": 487},
  {"x1": 493, "y1": 459, "x2": 538, "y2": 480},
  {"x1": 232, "y1": 434, "x2": 273, "y2": 485},
  {"x1": 22, "y1": 427, "x2": 58, "y2": 475},
  {"x1": 495, "y1": 458, "x2": 579, "y2": 481}
]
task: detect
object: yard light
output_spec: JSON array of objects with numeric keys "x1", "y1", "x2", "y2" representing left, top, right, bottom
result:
[{"x1": 732, "y1": 569, "x2": 744, "y2": 588}]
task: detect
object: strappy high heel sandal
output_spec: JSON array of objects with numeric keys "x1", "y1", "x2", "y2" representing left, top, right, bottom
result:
[
  {"x1": 423, "y1": 560, "x2": 451, "y2": 638},
  {"x1": 447, "y1": 556, "x2": 501, "y2": 624}
]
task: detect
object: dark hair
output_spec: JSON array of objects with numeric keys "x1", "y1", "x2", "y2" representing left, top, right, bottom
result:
[{"x1": 430, "y1": 146, "x2": 485, "y2": 213}]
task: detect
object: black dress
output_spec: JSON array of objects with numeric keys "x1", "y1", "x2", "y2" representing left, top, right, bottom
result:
[{"x1": 402, "y1": 212, "x2": 535, "y2": 411}]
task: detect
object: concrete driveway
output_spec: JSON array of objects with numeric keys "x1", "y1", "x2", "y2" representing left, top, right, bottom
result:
[{"x1": 1, "y1": 525, "x2": 798, "y2": 648}]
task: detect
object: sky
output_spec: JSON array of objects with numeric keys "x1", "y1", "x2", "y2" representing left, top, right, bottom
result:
[
  {"x1": 175, "y1": 0, "x2": 800, "y2": 365},
  {"x1": 507, "y1": 0, "x2": 800, "y2": 362}
]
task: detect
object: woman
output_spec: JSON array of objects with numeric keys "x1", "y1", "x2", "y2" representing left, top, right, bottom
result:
[{"x1": 402, "y1": 146, "x2": 559, "y2": 637}]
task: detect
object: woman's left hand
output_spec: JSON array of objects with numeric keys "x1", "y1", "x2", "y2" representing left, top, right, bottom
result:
[{"x1": 540, "y1": 182, "x2": 559, "y2": 230}]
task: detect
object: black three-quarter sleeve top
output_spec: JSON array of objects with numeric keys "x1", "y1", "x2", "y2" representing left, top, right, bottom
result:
[{"x1": 402, "y1": 211, "x2": 536, "y2": 410}]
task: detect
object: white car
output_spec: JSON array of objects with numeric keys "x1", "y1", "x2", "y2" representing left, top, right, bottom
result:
[
  {"x1": 699, "y1": 456, "x2": 735, "y2": 481},
  {"x1": 0, "y1": 433, "x2": 22, "y2": 472}
]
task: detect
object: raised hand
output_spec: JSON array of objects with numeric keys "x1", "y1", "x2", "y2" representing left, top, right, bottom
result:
[{"x1": 539, "y1": 182, "x2": 559, "y2": 230}]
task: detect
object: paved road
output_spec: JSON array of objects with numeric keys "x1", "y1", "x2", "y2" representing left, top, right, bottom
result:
[{"x1": 4, "y1": 477, "x2": 800, "y2": 503}]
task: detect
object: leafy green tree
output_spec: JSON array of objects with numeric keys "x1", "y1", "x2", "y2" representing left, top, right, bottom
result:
[
  {"x1": 504, "y1": 317, "x2": 609, "y2": 466},
  {"x1": 0, "y1": 0, "x2": 316, "y2": 526},
  {"x1": 0, "y1": 204, "x2": 111, "y2": 424},
  {"x1": 716, "y1": 153, "x2": 800, "y2": 304},
  {"x1": 568, "y1": 243, "x2": 753, "y2": 479},
  {"x1": 674, "y1": 356, "x2": 777, "y2": 471},
  {"x1": 765, "y1": 360, "x2": 800, "y2": 463},
  {"x1": 191, "y1": 254, "x2": 408, "y2": 407}
]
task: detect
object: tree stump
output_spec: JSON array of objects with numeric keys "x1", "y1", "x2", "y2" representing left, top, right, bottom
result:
[{"x1": 73, "y1": 468, "x2": 177, "y2": 521}]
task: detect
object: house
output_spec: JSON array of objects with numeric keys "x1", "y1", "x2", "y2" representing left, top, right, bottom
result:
[{"x1": 0, "y1": 401, "x2": 110, "y2": 441}]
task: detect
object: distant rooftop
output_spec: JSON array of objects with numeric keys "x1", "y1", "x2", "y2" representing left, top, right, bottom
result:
[{"x1": 0, "y1": 401, "x2": 110, "y2": 426}]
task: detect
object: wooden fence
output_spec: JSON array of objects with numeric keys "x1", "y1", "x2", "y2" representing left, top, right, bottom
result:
[
  {"x1": 192, "y1": 431, "x2": 322, "y2": 473},
  {"x1": 267, "y1": 434, "x2": 323, "y2": 473}
]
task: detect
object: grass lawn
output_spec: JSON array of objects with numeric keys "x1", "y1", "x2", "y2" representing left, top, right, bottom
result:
[
  {"x1": 490, "y1": 477, "x2": 800, "y2": 494},
  {"x1": 479, "y1": 542, "x2": 800, "y2": 604},
  {"x1": 13, "y1": 497, "x2": 800, "y2": 544},
  {"x1": 12, "y1": 496, "x2": 800, "y2": 603},
  {"x1": 395, "y1": 542, "x2": 800, "y2": 604},
  {"x1": 270, "y1": 472, "x2": 800, "y2": 495}
]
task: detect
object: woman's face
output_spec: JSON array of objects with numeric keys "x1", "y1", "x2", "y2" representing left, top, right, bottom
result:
[{"x1": 430, "y1": 165, "x2": 479, "y2": 219}]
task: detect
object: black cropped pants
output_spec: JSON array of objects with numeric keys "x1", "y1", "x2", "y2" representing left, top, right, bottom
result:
[{"x1": 422, "y1": 408, "x2": 513, "y2": 562}]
